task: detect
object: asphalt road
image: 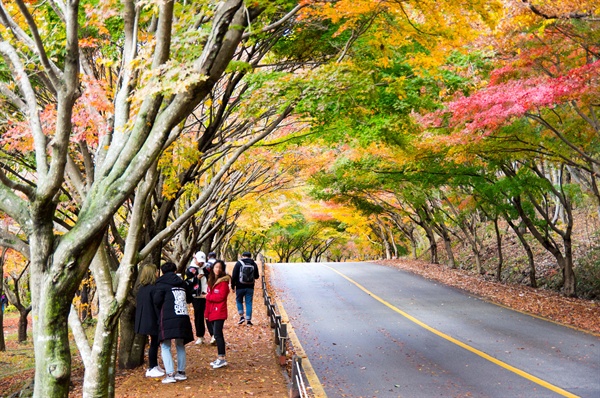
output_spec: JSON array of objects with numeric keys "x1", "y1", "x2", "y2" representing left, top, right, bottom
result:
[{"x1": 269, "y1": 262, "x2": 600, "y2": 398}]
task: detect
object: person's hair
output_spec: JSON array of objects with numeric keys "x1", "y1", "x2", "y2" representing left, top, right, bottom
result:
[
  {"x1": 161, "y1": 262, "x2": 177, "y2": 274},
  {"x1": 208, "y1": 251, "x2": 217, "y2": 259},
  {"x1": 207, "y1": 260, "x2": 226, "y2": 288},
  {"x1": 139, "y1": 264, "x2": 158, "y2": 286},
  {"x1": 242, "y1": 251, "x2": 251, "y2": 258}
]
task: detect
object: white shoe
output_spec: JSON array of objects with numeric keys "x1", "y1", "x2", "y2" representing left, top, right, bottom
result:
[
  {"x1": 156, "y1": 365, "x2": 165, "y2": 373},
  {"x1": 146, "y1": 366, "x2": 165, "y2": 378},
  {"x1": 174, "y1": 371, "x2": 187, "y2": 381},
  {"x1": 210, "y1": 336, "x2": 216, "y2": 345},
  {"x1": 195, "y1": 337, "x2": 204, "y2": 345},
  {"x1": 211, "y1": 358, "x2": 228, "y2": 369},
  {"x1": 162, "y1": 373, "x2": 176, "y2": 384}
]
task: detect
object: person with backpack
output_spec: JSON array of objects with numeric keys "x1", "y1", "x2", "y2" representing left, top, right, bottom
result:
[
  {"x1": 231, "y1": 251, "x2": 259, "y2": 326},
  {"x1": 205, "y1": 260, "x2": 230, "y2": 368},
  {"x1": 153, "y1": 262, "x2": 194, "y2": 383}
]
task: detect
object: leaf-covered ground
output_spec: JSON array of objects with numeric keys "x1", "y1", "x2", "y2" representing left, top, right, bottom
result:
[
  {"x1": 0, "y1": 313, "x2": 36, "y2": 396},
  {"x1": 377, "y1": 259, "x2": 600, "y2": 335}
]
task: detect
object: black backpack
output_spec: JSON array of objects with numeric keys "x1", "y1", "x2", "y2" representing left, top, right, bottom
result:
[{"x1": 238, "y1": 260, "x2": 255, "y2": 284}]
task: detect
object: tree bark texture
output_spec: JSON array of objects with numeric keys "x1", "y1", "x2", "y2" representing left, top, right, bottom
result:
[
  {"x1": 118, "y1": 300, "x2": 145, "y2": 369},
  {"x1": 32, "y1": 283, "x2": 75, "y2": 398}
]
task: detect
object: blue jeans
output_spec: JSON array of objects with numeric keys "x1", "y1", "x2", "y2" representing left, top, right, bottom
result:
[
  {"x1": 160, "y1": 339, "x2": 186, "y2": 375},
  {"x1": 235, "y1": 287, "x2": 254, "y2": 321}
]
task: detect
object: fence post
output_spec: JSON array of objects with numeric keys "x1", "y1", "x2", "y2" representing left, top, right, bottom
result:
[
  {"x1": 278, "y1": 323, "x2": 288, "y2": 365},
  {"x1": 290, "y1": 356, "x2": 303, "y2": 398},
  {"x1": 274, "y1": 315, "x2": 282, "y2": 343}
]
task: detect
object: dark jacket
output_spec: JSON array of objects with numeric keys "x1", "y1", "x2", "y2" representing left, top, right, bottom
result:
[
  {"x1": 153, "y1": 272, "x2": 194, "y2": 344},
  {"x1": 184, "y1": 267, "x2": 202, "y2": 297},
  {"x1": 205, "y1": 275, "x2": 231, "y2": 322},
  {"x1": 231, "y1": 258, "x2": 259, "y2": 290},
  {"x1": 135, "y1": 284, "x2": 158, "y2": 336}
]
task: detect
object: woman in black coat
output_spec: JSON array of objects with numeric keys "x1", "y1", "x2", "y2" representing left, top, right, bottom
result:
[
  {"x1": 135, "y1": 264, "x2": 164, "y2": 378},
  {"x1": 153, "y1": 262, "x2": 194, "y2": 383}
]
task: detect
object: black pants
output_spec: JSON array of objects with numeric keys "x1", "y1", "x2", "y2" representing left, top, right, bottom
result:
[
  {"x1": 206, "y1": 320, "x2": 214, "y2": 337},
  {"x1": 148, "y1": 334, "x2": 160, "y2": 369},
  {"x1": 213, "y1": 319, "x2": 226, "y2": 356},
  {"x1": 192, "y1": 297, "x2": 207, "y2": 337}
]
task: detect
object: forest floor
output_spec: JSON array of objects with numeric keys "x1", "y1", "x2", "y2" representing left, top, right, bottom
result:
[{"x1": 1, "y1": 258, "x2": 599, "y2": 397}]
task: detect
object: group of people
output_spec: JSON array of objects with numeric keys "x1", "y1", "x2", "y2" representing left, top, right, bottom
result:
[{"x1": 134, "y1": 251, "x2": 259, "y2": 384}]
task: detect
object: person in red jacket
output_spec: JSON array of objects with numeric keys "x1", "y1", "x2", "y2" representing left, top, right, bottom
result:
[{"x1": 204, "y1": 260, "x2": 230, "y2": 369}]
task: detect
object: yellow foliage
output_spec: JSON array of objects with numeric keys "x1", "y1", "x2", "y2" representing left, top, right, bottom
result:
[{"x1": 303, "y1": 0, "x2": 503, "y2": 71}]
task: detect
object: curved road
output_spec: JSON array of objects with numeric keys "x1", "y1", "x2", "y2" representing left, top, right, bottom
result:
[{"x1": 269, "y1": 262, "x2": 600, "y2": 398}]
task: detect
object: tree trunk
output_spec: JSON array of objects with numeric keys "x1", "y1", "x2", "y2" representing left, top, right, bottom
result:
[
  {"x1": 80, "y1": 279, "x2": 90, "y2": 322},
  {"x1": 513, "y1": 196, "x2": 575, "y2": 295},
  {"x1": 78, "y1": 241, "x2": 128, "y2": 397},
  {"x1": 82, "y1": 327, "x2": 119, "y2": 398},
  {"x1": 474, "y1": 251, "x2": 483, "y2": 274},
  {"x1": 562, "y1": 237, "x2": 576, "y2": 297},
  {"x1": 32, "y1": 287, "x2": 74, "y2": 398},
  {"x1": 493, "y1": 218, "x2": 503, "y2": 282},
  {"x1": 383, "y1": 233, "x2": 392, "y2": 260},
  {"x1": 442, "y1": 236, "x2": 456, "y2": 269},
  {"x1": 507, "y1": 217, "x2": 537, "y2": 288},
  {"x1": 18, "y1": 308, "x2": 30, "y2": 342},
  {"x1": 408, "y1": 230, "x2": 418, "y2": 259},
  {"x1": 118, "y1": 300, "x2": 145, "y2": 369},
  {"x1": 421, "y1": 225, "x2": 438, "y2": 264}
]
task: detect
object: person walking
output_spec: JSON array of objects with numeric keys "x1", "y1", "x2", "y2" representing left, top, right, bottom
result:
[
  {"x1": 231, "y1": 251, "x2": 259, "y2": 326},
  {"x1": 153, "y1": 262, "x2": 194, "y2": 383},
  {"x1": 205, "y1": 260, "x2": 230, "y2": 369},
  {"x1": 185, "y1": 251, "x2": 208, "y2": 344},
  {"x1": 135, "y1": 264, "x2": 165, "y2": 378}
]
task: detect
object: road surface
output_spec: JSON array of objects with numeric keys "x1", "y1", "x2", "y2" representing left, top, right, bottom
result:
[{"x1": 269, "y1": 262, "x2": 600, "y2": 398}]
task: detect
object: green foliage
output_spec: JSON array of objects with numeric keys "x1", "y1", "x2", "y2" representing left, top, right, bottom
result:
[
  {"x1": 574, "y1": 246, "x2": 600, "y2": 300},
  {"x1": 270, "y1": 19, "x2": 350, "y2": 63},
  {"x1": 225, "y1": 61, "x2": 254, "y2": 73}
]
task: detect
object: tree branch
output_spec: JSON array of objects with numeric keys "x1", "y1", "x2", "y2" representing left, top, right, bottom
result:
[
  {"x1": 0, "y1": 229, "x2": 30, "y2": 259},
  {"x1": 0, "y1": 41, "x2": 49, "y2": 179},
  {"x1": 68, "y1": 306, "x2": 92, "y2": 369},
  {"x1": 39, "y1": 0, "x2": 81, "y2": 202},
  {"x1": 14, "y1": 0, "x2": 62, "y2": 89},
  {"x1": 0, "y1": 183, "x2": 32, "y2": 234},
  {"x1": 242, "y1": 3, "x2": 306, "y2": 39}
]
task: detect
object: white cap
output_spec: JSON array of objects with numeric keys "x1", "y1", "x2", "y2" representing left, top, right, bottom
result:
[{"x1": 194, "y1": 251, "x2": 206, "y2": 263}]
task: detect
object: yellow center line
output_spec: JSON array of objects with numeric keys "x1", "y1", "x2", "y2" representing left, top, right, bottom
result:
[{"x1": 325, "y1": 265, "x2": 580, "y2": 398}]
